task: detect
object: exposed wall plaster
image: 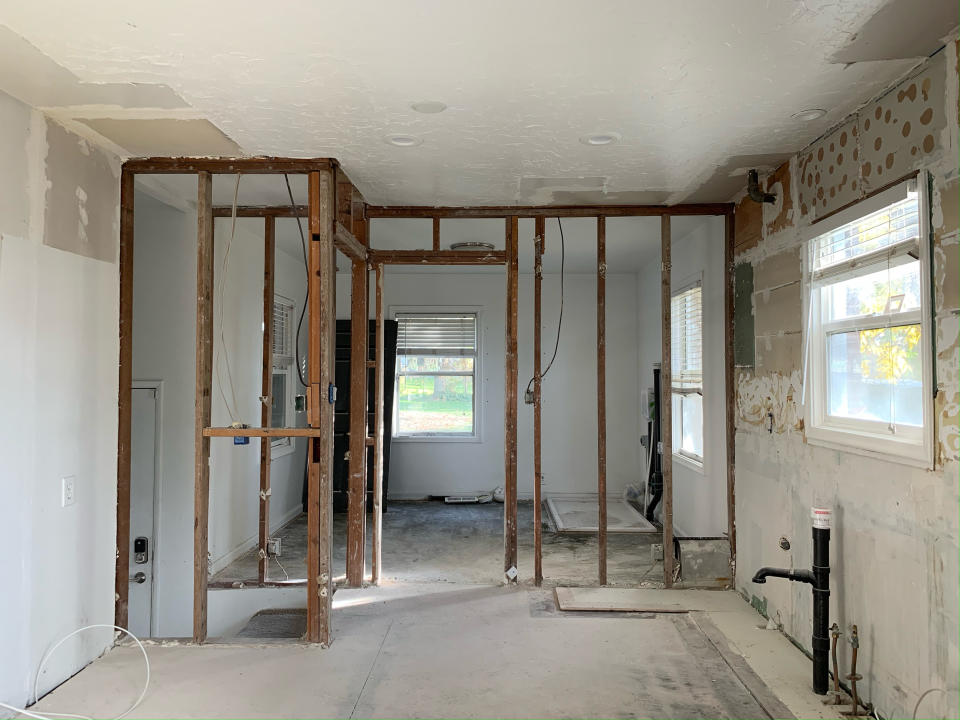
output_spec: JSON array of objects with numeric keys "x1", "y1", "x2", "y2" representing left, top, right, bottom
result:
[{"x1": 731, "y1": 35, "x2": 960, "y2": 720}]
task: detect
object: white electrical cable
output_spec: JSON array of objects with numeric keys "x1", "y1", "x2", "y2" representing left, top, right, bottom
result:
[
  {"x1": 0, "y1": 625, "x2": 150, "y2": 720},
  {"x1": 215, "y1": 174, "x2": 243, "y2": 424},
  {"x1": 911, "y1": 687, "x2": 945, "y2": 720}
]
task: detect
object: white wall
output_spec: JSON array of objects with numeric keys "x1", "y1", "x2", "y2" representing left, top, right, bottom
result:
[
  {"x1": 0, "y1": 90, "x2": 120, "y2": 714},
  {"x1": 633, "y1": 216, "x2": 728, "y2": 537},
  {"x1": 132, "y1": 196, "x2": 307, "y2": 637},
  {"x1": 339, "y1": 267, "x2": 641, "y2": 500}
]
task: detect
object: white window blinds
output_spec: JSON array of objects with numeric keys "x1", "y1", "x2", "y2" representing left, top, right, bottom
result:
[
  {"x1": 671, "y1": 283, "x2": 702, "y2": 393},
  {"x1": 273, "y1": 296, "x2": 294, "y2": 363},
  {"x1": 396, "y1": 313, "x2": 477, "y2": 356}
]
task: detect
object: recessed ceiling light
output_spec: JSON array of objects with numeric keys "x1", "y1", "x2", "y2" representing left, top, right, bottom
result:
[
  {"x1": 385, "y1": 134, "x2": 423, "y2": 147},
  {"x1": 580, "y1": 132, "x2": 621, "y2": 146},
  {"x1": 411, "y1": 101, "x2": 447, "y2": 114},
  {"x1": 791, "y1": 109, "x2": 827, "y2": 122}
]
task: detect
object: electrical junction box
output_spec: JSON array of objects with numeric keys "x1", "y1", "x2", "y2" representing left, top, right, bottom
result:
[{"x1": 267, "y1": 537, "x2": 282, "y2": 557}]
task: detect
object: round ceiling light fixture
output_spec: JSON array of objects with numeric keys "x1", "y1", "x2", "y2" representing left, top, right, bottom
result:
[
  {"x1": 384, "y1": 134, "x2": 423, "y2": 147},
  {"x1": 411, "y1": 101, "x2": 448, "y2": 114},
  {"x1": 450, "y1": 242, "x2": 496, "y2": 251},
  {"x1": 791, "y1": 108, "x2": 827, "y2": 122},
  {"x1": 580, "y1": 132, "x2": 621, "y2": 146}
]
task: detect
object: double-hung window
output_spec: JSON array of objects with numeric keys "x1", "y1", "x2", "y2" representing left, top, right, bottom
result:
[
  {"x1": 394, "y1": 312, "x2": 478, "y2": 438},
  {"x1": 805, "y1": 179, "x2": 932, "y2": 466},
  {"x1": 271, "y1": 294, "x2": 295, "y2": 453},
  {"x1": 671, "y1": 281, "x2": 704, "y2": 463}
]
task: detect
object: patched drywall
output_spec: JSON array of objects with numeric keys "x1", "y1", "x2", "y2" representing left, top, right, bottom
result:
[
  {"x1": 43, "y1": 118, "x2": 119, "y2": 263},
  {"x1": 78, "y1": 118, "x2": 241, "y2": 158},
  {"x1": 731, "y1": 38, "x2": 960, "y2": 720}
]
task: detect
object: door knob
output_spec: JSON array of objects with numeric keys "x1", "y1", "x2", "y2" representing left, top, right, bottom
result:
[{"x1": 130, "y1": 572, "x2": 146, "y2": 584}]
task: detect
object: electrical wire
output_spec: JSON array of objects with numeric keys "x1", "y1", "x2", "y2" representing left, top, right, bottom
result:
[
  {"x1": 525, "y1": 217, "x2": 566, "y2": 397},
  {"x1": 284, "y1": 174, "x2": 310, "y2": 388},
  {"x1": 0, "y1": 625, "x2": 150, "y2": 720},
  {"x1": 911, "y1": 688, "x2": 945, "y2": 720},
  {"x1": 214, "y1": 174, "x2": 243, "y2": 424}
]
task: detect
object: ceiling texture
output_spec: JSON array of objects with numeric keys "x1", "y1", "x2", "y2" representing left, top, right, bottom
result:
[{"x1": 0, "y1": 0, "x2": 953, "y2": 206}]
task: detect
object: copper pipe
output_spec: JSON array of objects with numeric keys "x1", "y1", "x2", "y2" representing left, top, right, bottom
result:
[
  {"x1": 830, "y1": 623, "x2": 842, "y2": 705},
  {"x1": 846, "y1": 625, "x2": 862, "y2": 714}
]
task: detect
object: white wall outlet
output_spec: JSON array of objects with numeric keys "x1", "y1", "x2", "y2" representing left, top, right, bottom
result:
[
  {"x1": 61, "y1": 476, "x2": 76, "y2": 507},
  {"x1": 650, "y1": 543, "x2": 663, "y2": 562},
  {"x1": 267, "y1": 537, "x2": 282, "y2": 557}
]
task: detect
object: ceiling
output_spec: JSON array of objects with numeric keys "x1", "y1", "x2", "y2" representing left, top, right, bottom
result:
[{"x1": 3, "y1": 0, "x2": 953, "y2": 205}]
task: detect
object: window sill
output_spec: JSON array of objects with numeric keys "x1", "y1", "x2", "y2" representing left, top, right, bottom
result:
[
  {"x1": 806, "y1": 424, "x2": 932, "y2": 469},
  {"x1": 672, "y1": 452, "x2": 704, "y2": 474},
  {"x1": 270, "y1": 441, "x2": 297, "y2": 460},
  {"x1": 392, "y1": 434, "x2": 482, "y2": 444}
]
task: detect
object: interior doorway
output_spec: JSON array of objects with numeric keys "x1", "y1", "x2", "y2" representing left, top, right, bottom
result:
[{"x1": 129, "y1": 382, "x2": 161, "y2": 637}]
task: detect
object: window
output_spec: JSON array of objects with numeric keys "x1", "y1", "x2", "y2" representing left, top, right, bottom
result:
[
  {"x1": 394, "y1": 312, "x2": 478, "y2": 438},
  {"x1": 671, "y1": 282, "x2": 703, "y2": 463},
  {"x1": 805, "y1": 179, "x2": 932, "y2": 466},
  {"x1": 271, "y1": 295, "x2": 295, "y2": 452}
]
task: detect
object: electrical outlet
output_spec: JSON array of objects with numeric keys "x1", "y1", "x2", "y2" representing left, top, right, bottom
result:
[
  {"x1": 267, "y1": 537, "x2": 282, "y2": 557},
  {"x1": 61, "y1": 476, "x2": 76, "y2": 507},
  {"x1": 650, "y1": 543, "x2": 663, "y2": 562}
]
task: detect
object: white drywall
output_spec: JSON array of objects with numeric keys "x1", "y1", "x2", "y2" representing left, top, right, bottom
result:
[
  {"x1": 0, "y1": 89, "x2": 119, "y2": 715},
  {"x1": 132, "y1": 195, "x2": 308, "y2": 637}
]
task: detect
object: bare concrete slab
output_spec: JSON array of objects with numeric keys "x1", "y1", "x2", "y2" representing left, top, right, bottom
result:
[{"x1": 555, "y1": 586, "x2": 746, "y2": 613}]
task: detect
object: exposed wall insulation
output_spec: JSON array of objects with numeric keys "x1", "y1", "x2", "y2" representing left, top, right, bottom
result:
[{"x1": 732, "y1": 38, "x2": 960, "y2": 720}]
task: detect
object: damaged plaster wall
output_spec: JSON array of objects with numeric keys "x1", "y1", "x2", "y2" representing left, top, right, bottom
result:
[
  {"x1": 0, "y1": 89, "x2": 120, "y2": 715},
  {"x1": 732, "y1": 38, "x2": 960, "y2": 720}
]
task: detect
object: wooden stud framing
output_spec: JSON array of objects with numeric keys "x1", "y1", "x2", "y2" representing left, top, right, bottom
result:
[
  {"x1": 203, "y1": 427, "x2": 322, "y2": 437},
  {"x1": 259, "y1": 217, "x2": 275, "y2": 583},
  {"x1": 597, "y1": 217, "x2": 607, "y2": 586},
  {"x1": 123, "y1": 157, "x2": 334, "y2": 174},
  {"x1": 724, "y1": 211, "x2": 737, "y2": 570},
  {"x1": 533, "y1": 216, "x2": 544, "y2": 587},
  {"x1": 660, "y1": 215, "x2": 675, "y2": 588},
  {"x1": 307, "y1": 169, "x2": 336, "y2": 644},
  {"x1": 366, "y1": 249, "x2": 506, "y2": 266},
  {"x1": 366, "y1": 204, "x2": 733, "y2": 219},
  {"x1": 432, "y1": 217, "x2": 441, "y2": 251},
  {"x1": 213, "y1": 205, "x2": 307, "y2": 218},
  {"x1": 115, "y1": 168, "x2": 134, "y2": 630},
  {"x1": 346, "y1": 257, "x2": 369, "y2": 586},
  {"x1": 371, "y1": 263, "x2": 385, "y2": 585},
  {"x1": 504, "y1": 217, "x2": 519, "y2": 578},
  {"x1": 335, "y1": 222, "x2": 367, "y2": 261},
  {"x1": 193, "y1": 171, "x2": 214, "y2": 642}
]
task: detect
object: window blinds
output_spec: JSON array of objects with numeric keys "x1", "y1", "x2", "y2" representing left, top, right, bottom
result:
[
  {"x1": 396, "y1": 313, "x2": 477, "y2": 356},
  {"x1": 272, "y1": 297, "x2": 294, "y2": 361},
  {"x1": 812, "y1": 194, "x2": 919, "y2": 282},
  {"x1": 671, "y1": 284, "x2": 702, "y2": 393}
]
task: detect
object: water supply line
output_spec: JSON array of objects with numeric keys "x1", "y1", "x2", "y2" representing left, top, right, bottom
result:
[{"x1": 753, "y1": 506, "x2": 831, "y2": 694}]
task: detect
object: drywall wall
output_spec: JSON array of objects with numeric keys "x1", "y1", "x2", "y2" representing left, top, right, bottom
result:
[
  {"x1": 0, "y1": 89, "x2": 119, "y2": 715},
  {"x1": 732, "y1": 39, "x2": 959, "y2": 720},
  {"x1": 132, "y1": 195, "x2": 307, "y2": 637},
  {"x1": 337, "y1": 267, "x2": 641, "y2": 500}
]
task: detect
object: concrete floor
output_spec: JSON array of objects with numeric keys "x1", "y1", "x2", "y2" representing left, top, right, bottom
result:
[
  {"x1": 212, "y1": 500, "x2": 665, "y2": 587},
  {"x1": 29, "y1": 583, "x2": 846, "y2": 719}
]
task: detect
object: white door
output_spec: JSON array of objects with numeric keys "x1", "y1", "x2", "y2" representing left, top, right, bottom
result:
[{"x1": 129, "y1": 386, "x2": 158, "y2": 638}]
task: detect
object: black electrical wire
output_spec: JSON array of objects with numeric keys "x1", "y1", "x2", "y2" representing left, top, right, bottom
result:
[
  {"x1": 285, "y1": 174, "x2": 310, "y2": 388},
  {"x1": 525, "y1": 217, "x2": 565, "y2": 397}
]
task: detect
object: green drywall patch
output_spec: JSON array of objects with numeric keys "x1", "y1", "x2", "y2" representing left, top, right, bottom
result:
[{"x1": 734, "y1": 262, "x2": 755, "y2": 367}]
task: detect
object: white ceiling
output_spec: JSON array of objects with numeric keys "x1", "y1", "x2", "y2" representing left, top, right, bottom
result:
[{"x1": 3, "y1": 1, "x2": 952, "y2": 205}]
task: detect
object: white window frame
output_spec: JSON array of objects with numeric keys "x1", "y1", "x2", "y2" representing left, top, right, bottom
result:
[
  {"x1": 391, "y1": 306, "x2": 483, "y2": 443},
  {"x1": 271, "y1": 294, "x2": 296, "y2": 458},
  {"x1": 802, "y1": 178, "x2": 934, "y2": 468},
  {"x1": 671, "y1": 276, "x2": 704, "y2": 468}
]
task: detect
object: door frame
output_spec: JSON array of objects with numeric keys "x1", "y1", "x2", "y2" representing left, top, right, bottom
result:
[{"x1": 132, "y1": 379, "x2": 164, "y2": 636}]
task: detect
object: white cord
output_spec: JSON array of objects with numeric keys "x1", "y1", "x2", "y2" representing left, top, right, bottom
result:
[
  {"x1": 0, "y1": 624, "x2": 149, "y2": 720},
  {"x1": 215, "y1": 174, "x2": 243, "y2": 424},
  {"x1": 912, "y1": 687, "x2": 945, "y2": 720},
  {"x1": 273, "y1": 553, "x2": 290, "y2": 581}
]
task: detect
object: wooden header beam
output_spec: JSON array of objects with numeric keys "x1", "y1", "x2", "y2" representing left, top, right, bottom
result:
[
  {"x1": 365, "y1": 203, "x2": 732, "y2": 219},
  {"x1": 123, "y1": 157, "x2": 335, "y2": 174},
  {"x1": 335, "y1": 222, "x2": 367, "y2": 261},
  {"x1": 203, "y1": 427, "x2": 324, "y2": 438},
  {"x1": 213, "y1": 205, "x2": 307, "y2": 218},
  {"x1": 367, "y1": 249, "x2": 507, "y2": 265}
]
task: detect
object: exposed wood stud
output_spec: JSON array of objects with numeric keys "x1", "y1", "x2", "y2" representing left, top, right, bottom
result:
[
  {"x1": 660, "y1": 215, "x2": 675, "y2": 588},
  {"x1": 346, "y1": 257, "x2": 369, "y2": 587},
  {"x1": 504, "y1": 217, "x2": 519, "y2": 578},
  {"x1": 366, "y1": 249, "x2": 507, "y2": 266},
  {"x1": 259, "y1": 217, "x2": 275, "y2": 583},
  {"x1": 307, "y1": 169, "x2": 335, "y2": 644},
  {"x1": 371, "y1": 263, "x2": 385, "y2": 585},
  {"x1": 724, "y1": 211, "x2": 737, "y2": 571},
  {"x1": 335, "y1": 222, "x2": 367, "y2": 261},
  {"x1": 533, "y1": 216, "x2": 544, "y2": 587},
  {"x1": 365, "y1": 204, "x2": 733, "y2": 219},
  {"x1": 433, "y1": 217, "x2": 441, "y2": 251},
  {"x1": 597, "y1": 216, "x2": 607, "y2": 586},
  {"x1": 193, "y1": 171, "x2": 214, "y2": 643},
  {"x1": 115, "y1": 168, "x2": 134, "y2": 630},
  {"x1": 213, "y1": 205, "x2": 307, "y2": 218}
]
